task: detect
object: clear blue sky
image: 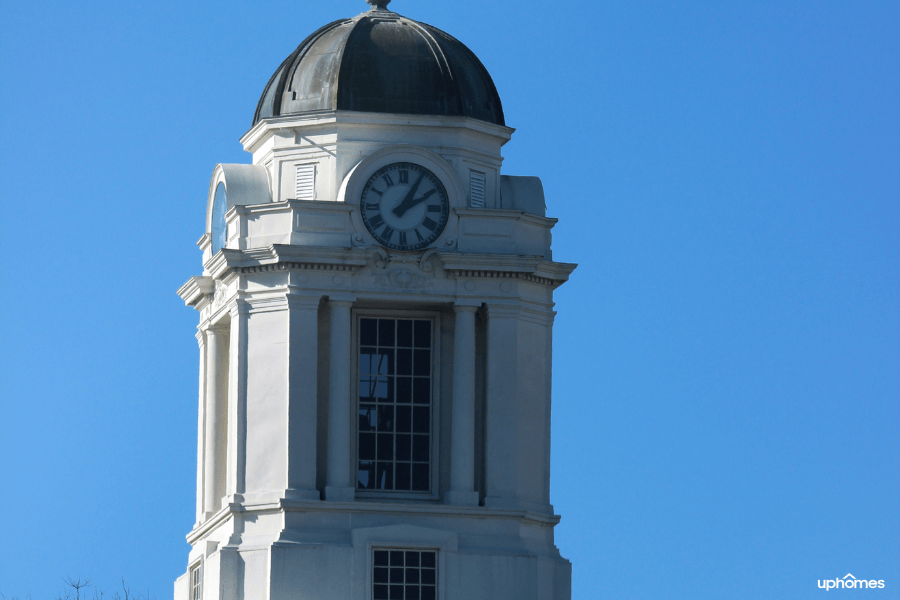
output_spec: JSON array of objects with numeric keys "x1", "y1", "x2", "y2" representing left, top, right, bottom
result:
[{"x1": 1, "y1": 1, "x2": 897, "y2": 599}]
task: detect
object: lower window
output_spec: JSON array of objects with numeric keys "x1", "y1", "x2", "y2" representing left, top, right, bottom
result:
[{"x1": 373, "y1": 549, "x2": 437, "y2": 600}]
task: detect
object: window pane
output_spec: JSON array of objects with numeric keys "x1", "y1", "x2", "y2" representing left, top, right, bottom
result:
[
  {"x1": 377, "y1": 434, "x2": 394, "y2": 460},
  {"x1": 361, "y1": 319, "x2": 378, "y2": 346},
  {"x1": 359, "y1": 433, "x2": 375, "y2": 460},
  {"x1": 397, "y1": 320, "x2": 413, "y2": 347},
  {"x1": 421, "y1": 553, "x2": 435, "y2": 568},
  {"x1": 374, "y1": 567, "x2": 389, "y2": 584},
  {"x1": 412, "y1": 407, "x2": 429, "y2": 434},
  {"x1": 405, "y1": 552, "x2": 419, "y2": 567},
  {"x1": 421, "y1": 586, "x2": 435, "y2": 600},
  {"x1": 414, "y1": 320, "x2": 431, "y2": 348},
  {"x1": 395, "y1": 463, "x2": 411, "y2": 490},
  {"x1": 413, "y1": 350, "x2": 430, "y2": 376},
  {"x1": 377, "y1": 406, "x2": 395, "y2": 432},
  {"x1": 412, "y1": 463, "x2": 429, "y2": 491},
  {"x1": 397, "y1": 349, "x2": 412, "y2": 375},
  {"x1": 359, "y1": 406, "x2": 376, "y2": 431},
  {"x1": 413, "y1": 378, "x2": 430, "y2": 404},
  {"x1": 421, "y1": 569, "x2": 435, "y2": 585},
  {"x1": 374, "y1": 551, "x2": 390, "y2": 566},
  {"x1": 396, "y1": 377, "x2": 412, "y2": 403},
  {"x1": 390, "y1": 551, "x2": 404, "y2": 566},
  {"x1": 374, "y1": 585, "x2": 388, "y2": 600},
  {"x1": 376, "y1": 462, "x2": 393, "y2": 489},
  {"x1": 413, "y1": 435, "x2": 429, "y2": 462},
  {"x1": 396, "y1": 435, "x2": 411, "y2": 461},
  {"x1": 358, "y1": 461, "x2": 374, "y2": 489},
  {"x1": 396, "y1": 406, "x2": 411, "y2": 433},
  {"x1": 390, "y1": 585, "x2": 403, "y2": 600},
  {"x1": 378, "y1": 319, "x2": 395, "y2": 346}
]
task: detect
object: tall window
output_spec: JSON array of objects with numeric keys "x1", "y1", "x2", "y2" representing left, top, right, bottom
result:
[
  {"x1": 190, "y1": 563, "x2": 202, "y2": 600},
  {"x1": 357, "y1": 317, "x2": 434, "y2": 493},
  {"x1": 373, "y1": 549, "x2": 437, "y2": 600}
]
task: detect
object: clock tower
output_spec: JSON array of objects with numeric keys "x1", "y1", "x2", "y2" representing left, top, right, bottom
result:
[{"x1": 176, "y1": 2, "x2": 576, "y2": 599}]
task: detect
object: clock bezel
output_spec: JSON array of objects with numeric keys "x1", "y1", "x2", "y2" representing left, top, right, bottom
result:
[
  {"x1": 359, "y1": 162, "x2": 450, "y2": 252},
  {"x1": 338, "y1": 145, "x2": 465, "y2": 252}
]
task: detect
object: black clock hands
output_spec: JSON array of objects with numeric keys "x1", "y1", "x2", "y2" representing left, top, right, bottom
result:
[
  {"x1": 392, "y1": 173, "x2": 426, "y2": 217},
  {"x1": 394, "y1": 189, "x2": 437, "y2": 218}
]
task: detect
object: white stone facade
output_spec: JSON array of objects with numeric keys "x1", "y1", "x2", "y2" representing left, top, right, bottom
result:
[{"x1": 176, "y1": 109, "x2": 576, "y2": 600}]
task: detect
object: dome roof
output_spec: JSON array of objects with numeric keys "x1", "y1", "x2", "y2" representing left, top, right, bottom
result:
[{"x1": 252, "y1": 2, "x2": 505, "y2": 127}]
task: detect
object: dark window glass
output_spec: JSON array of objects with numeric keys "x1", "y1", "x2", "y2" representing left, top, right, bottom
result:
[
  {"x1": 412, "y1": 464, "x2": 430, "y2": 491},
  {"x1": 378, "y1": 319, "x2": 395, "y2": 346},
  {"x1": 414, "y1": 321, "x2": 431, "y2": 347},
  {"x1": 361, "y1": 319, "x2": 378, "y2": 346},
  {"x1": 396, "y1": 435, "x2": 411, "y2": 461},
  {"x1": 413, "y1": 435, "x2": 429, "y2": 462},
  {"x1": 396, "y1": 406, "x2": 412, "y2": 433},
  {"x1": 395, "y1": 463, "x2": 411, "y2": 490},
  {"x1": 413, "y1": 350, "x2": 430, "y2": 376},
  {"x1": 413, "y1": 407, "x2": 429, "y2": 434},
  {"x1": 397, "y1": 349, "x2": 413, "y2": 375},
  {"x1": 358, "y1": 317, "x2": 433, "y2": 493},
  {"x1": 413, "y1": 378, "x2": 430, "y2": 405},
  {"x1": 373, "y1": 550, "x2": 437, "y2": 600},
  {"x1": 396, "y1": 377, "x2": 412, "y2": 403},
  {"x1": 397, "y1": 320, "x2": 413, "y2": 347}
]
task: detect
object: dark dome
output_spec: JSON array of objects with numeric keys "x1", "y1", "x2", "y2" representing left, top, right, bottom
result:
[{"x1": 253, "y1": 6, "x2": 505, "y2": 127}]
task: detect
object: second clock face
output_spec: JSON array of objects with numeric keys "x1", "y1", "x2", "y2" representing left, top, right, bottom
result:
[{"x1": 359, "y1": 162, "x2": 450, "y2": 251}]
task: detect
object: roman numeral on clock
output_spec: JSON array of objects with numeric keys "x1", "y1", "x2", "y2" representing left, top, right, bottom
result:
[
  {"x1": 369, "y1": 214, "x2": 384, "y2": 229},
  {"x1": 399, "y1": 170, "x2": 409, "y2": 184},
  {"x1": 426, "y1": 205, "x2": 441, "y2": 213},
  {"x1": 422, "y1": 217, "x2": 438, "y2": 231},
  {"x1": 414, "y1": 229, "x2": 425, "y2": 242},
  {"x1": 398, "y1": 231, "x2": 408, "y2": 246},
  {"x1": 382, "y1": 173, "x2": 394, "y2": 187},
  {"x1": 381, "y1": 226, "x2": 394, "y2": 241},
  {"x1": 365, "y1": 203, "x2": 380, "y2": 211}
]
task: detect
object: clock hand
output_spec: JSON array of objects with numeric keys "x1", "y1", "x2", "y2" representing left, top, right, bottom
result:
[
  {"x1": 392, "y1": 173, "x2": 425, "y2": 217},
  {"x1": 402, "y1": 189, "x2": 437, "y2": 211}
]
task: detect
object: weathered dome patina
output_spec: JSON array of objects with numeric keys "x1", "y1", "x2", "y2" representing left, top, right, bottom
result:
[{"x1": 252, "y1": 3, "x2": 505, "y2": 126}]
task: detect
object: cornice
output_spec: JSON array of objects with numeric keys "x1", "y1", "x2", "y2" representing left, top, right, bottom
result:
[
  {"x1": 241, "y1": 110, "x2": 515, "y2": 154},
  {"x1": 439, "y1": 253, "x2": 577, "y2": 288},
  {"x1": 177, "y1": 276, "x2": 214, "y2": 307},
  {"x1": 204, "y1": 245, "x2": 372, "y2": 280},
  {"x1": 456, "y1": 208, "x2": 558, "y2": 228},
  {"x1": 187, "y1": 499, "x2": 560, "y2": 543}
]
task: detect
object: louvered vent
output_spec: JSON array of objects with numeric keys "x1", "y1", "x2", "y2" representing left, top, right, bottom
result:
[
  {"x1": 470, "y1": 170, "x2": 486, "y2": 208},
  {"x1": 295, "y1": 164, "x2": 316, "y2": 200}
]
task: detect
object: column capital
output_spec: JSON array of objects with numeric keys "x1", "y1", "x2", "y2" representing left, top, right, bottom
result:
[
  {"x1": 453, "y1": 304, "x2": 480, "y2": 314},
  {"x1": 285, "y1": 292, "x2": 324, "y2": 310},
  {"x1": 328, "y1": 299, "x2": 355, "y2": 309},
  {"x1": 485, "y1": 303, "x2": 521, "y2": 319}
]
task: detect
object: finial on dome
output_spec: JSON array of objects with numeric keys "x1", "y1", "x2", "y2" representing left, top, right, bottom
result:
[{"x1": 366, "y1": 0, "x2": 391, "y2": 9}]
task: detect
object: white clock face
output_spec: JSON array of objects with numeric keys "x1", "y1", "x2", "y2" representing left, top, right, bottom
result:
[{"x1": 359, "y1": 162, "x2": 450, "y2": 251}]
